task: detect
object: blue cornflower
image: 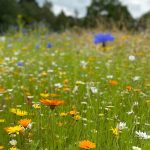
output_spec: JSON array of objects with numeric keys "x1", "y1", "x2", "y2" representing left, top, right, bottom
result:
[
  {"x1": 35, "y1": 44, "x2": 40, "y2": 49},
  {"x1": 94, "y1": 33, "x2": 114, "y2": 45},
  {"x1": 17, "y1": 61, "x2": 24, "y2": 67},
  {"x1": 47, "y1": 43, "x2": 52, "y2": 48}
]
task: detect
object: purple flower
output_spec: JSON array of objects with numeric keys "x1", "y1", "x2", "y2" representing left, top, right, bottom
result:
[
  {"x1": 94, "y1": 33, "x2": 114, "y2": 45},
  {"x1": 35, "y1": 44, "x2": 40, "y2": 49},
  {"x1": 47, "y1": 43, "x2": 52, "y2": 48},
  {"x1": 17, "y1": 62, "x2": 24, "y2": 67}
]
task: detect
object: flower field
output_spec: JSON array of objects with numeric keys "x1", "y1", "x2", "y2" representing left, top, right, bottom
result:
[{"x1": 0, "y1": 30, "x2": 150, "y2": 150}]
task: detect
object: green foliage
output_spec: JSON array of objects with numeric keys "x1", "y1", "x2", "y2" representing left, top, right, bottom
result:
[
  {"x1": 85, "y1": 0, "x2": 133, "y2": 29},
  {"x1": 0, "y1": 0, "x2": 20, "y2": 30},
  {"x1": 19, "y1": 0, "x2": 42, "y2": 23},
  {"x1": 0, "y1": 0, "x2": 150, "y2": 31},
  {"x1": 0, "y1": 0, "x2": 55, "y2": 32}
]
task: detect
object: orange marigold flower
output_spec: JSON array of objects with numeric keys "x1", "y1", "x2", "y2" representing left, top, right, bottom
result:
[
  {"x1": 144, "y1": 82, "x2": 150, "y2": 86},
  {"x1": 0, "y1": 87, "x2": 5, "y2": 94},
  {"x1": 0, "y1": 145, "x2": 4, "y2": 149},
  {"x1": 40, "y1": 99, "x2": 64, "y2": 109},
  {"x1": 108, "y1": 80, "x2": 118, "y2": 86},
  {"x1": 18, "y1": 119, "x2": 32, "y2": 128},
  {"x1": 63, "y1": 79, "x2": 69, "y2": 84},
  {"x1": 79, "y1": 140, "x2": 96, "y2": 149},
  {"x1": 126, "y1": 86, "x2": 132, "y2": 91}
]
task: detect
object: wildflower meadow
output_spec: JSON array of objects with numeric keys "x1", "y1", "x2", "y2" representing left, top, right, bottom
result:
[{"x1": 0, "y1": 29, "x2": 150, "y2": 150}]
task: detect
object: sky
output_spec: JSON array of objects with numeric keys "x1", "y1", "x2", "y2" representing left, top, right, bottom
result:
[{"x1": 37, "y1": 0, "x2": 150, "y2": 19}]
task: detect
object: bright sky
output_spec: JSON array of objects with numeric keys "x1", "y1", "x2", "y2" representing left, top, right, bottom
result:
[
  {"x1": 120, "y1": 0, "x2": 150, "y2": 18},
  {"x1": 37, "y1": 0, "x2": 150, "y2": 19}
]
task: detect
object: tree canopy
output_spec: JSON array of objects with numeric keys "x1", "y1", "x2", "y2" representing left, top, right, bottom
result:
[{"x1": 0, "y1": 0, "x2": 148, "y2": 32}]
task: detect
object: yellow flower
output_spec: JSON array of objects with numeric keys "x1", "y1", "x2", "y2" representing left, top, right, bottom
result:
[
  {"x1": 5, "y1": 125, "x2": 24, "y2": 135},
  {"x1": 63, "y1": 79, "x2": 69, "y2": 84},
  {"x1": 145, "y1": 100, "x2": 150, "y2": 103},
  {"x1": 69, "y1": 110, "x2": 79, "y2": 116},
  {"x1": 32, "y1": 104, "x2": 41, "y2": 109},
  {"x1": 40, "y1": 93, "x2": 49, "y2": 98},
  {"x1": 57, "y1": 122, "x2": 64, "y2": 127},
  {"x1": 144, "y1": 82, "x2": 150, "y2": 86},
  {"x1": 0, "y1": 145, "x2": 4, "y2": 149},
  {"x1": 88, "y1": 56, "x2": 96, "y2": 62},
  {"x1": 9, "y1": 147, "x2": 19, "y2": 150},
  {"x1": 0, "y1": 87, "x2": 5, "y2": 94},
  {"x1": 76, "y1": 81, "x2": 85, "y2": 85},
  {"x1": 49, "y1": 93, "x2": 59, "y2": 97},
  {"x1": 0, "y1": 119, "x2": 5, "y2": 123},
  {"x1": 59, "y1": 112, "x2": 67, "y2": 117},
  {"x1": 10, "y1": 108, "x2": 28, "y2": 116},
  {"x1": 63, "y1": 87, "x2": 70, "y2": 92},
  {"x1": 111, "y1": 127, "x2": 119, "y2": 136},
  {"x1": 41, "y1": 71, "x2": 47, "y2": 77},
  {"x1": 15, "y1": 110, "x2": 28, "y2": 117},
  {"x1": 10, "y1": 108, "x2": 19, "y2": 114},
  {"x1": 74, "y1": 115, "x2": 81, "y2": 121}
]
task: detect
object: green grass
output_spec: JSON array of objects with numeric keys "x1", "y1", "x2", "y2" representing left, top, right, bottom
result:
[{"x1": 0, "y1": 30, "x2": 150, "y2": 150}]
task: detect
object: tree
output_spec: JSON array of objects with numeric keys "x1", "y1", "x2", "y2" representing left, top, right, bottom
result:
[
  {"x1": 0, "y1": 0, "x2": 20, "y2": 31},
  {"x1": 137, "y1": 12, "x2": 150, "y2": 30},
  {"x1": 85, "y1": 0, "x2": 133, "y2": 29},
  {"x1": 18, "y1": 0, "x2": 42, "y2": 23},
  {"x1": 39, "y1": 1, "x2": 55, "y2": 28}
]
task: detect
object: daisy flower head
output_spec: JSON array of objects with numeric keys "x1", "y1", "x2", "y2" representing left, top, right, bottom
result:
[
  {"x1": 135, "y1": 130, "x2": 150, "y2": 139},
  {"x1": 132, "y1": 146, "x2": 141, "y2": 150},
  {"x1": 116, "y1": 122, "x2": 127, "y2": 131}
]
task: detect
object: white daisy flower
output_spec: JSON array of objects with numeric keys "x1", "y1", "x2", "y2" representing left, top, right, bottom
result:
[
  {"x1": 135, "y1": 130, "x2": 150, "y2": 139},
  {"x1": 116, "y1": 122, "x2": 127, "y2": 130},
  {"x1": 133, "y1": 76, "x2": 140, "y2": 81},
  {"x1": 132, "y1": 146, "x2": 141, "y2": 150},
  {"x1": 9, "y1": 139, "x2": 17, "y2": 146},
  {"x1": 90, "y1": 87, "x2": 98, "y2": 94},
  {"x1": 106, "y1": 75, "x2": 113, "y2": 79},
  {"x1": 129, "y1": 55, "x2": 136, "y2": 61},
  {"x1": 54, "y1": 83, "x2": 62, "y2": 88}
]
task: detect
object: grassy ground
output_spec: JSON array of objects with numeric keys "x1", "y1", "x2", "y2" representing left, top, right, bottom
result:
[{"x1": 0, "y1": 29, "x2": 150, "y2": 150}]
